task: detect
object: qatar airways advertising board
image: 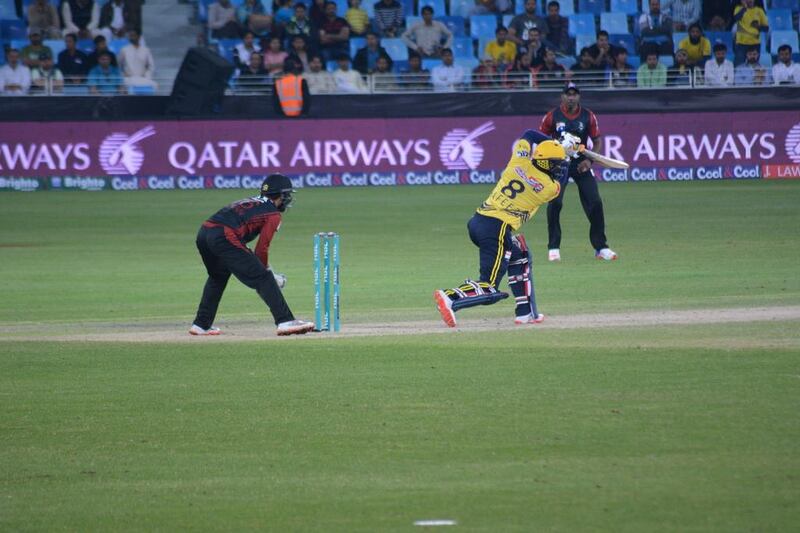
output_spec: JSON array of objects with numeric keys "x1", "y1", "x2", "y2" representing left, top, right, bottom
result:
[{"x1": 1, "y1": 111, "x2": 799, "y2": 191}]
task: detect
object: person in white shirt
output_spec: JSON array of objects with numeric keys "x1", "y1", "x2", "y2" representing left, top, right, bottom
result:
[
  {"x1": 332, "y1": 54, "x2": 368, "y2": 93},
  {"x1": 118, "y1": 29, "x2": 156, "y2": 88},
  {"x1": 704, "y1": 42, "x2": 734, "y2": 87},
  {"x1": 305, "y1": 54, "x2": 337, "y2": 94},
  {"x1": 62, "y1": 0, "x2": 102, "y2": 39},
  {"x1": 431, "y1": 48, "x2": 466, "y2": 92},
  {"x1": 0, "y1": 49, "x2": 32, "y2": 95},
  {"x1": 31, "y1": 51, "x2": 64, "y2": 93},
  {"x1": 772, "y1": 44, "x2": 800, "y2": 85}
]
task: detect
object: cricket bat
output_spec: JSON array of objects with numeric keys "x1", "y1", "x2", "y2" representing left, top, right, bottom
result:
[{"x1": 580, "y1": 147, "x2": 629, "y2": 169}]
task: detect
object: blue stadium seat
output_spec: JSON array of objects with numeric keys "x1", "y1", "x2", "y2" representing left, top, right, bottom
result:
[
  {"x1": 44, "y1": 39, "x2": 65, "y2": 57},
  {"x1": 452, "y1": 36, "x2": 475, "y2": 57},
  {"x1": 569, "y1": 13, "x2": 596, "y2": 37},
  {"x1": 10, "y1": 38, "x2": 26, "y2": 51},
  {"x1": 326, "y1": 59, "x2": 338, "y2": 72},
  {"x1": 627, "y1": 55, "x2": 640, "y2": 68},
  {"x1": 706, "y1": 31, "x2": 733, "y2": 51},
  {"x1": 556, "y1": 55, "x2": 577, "y2": 68},
  {"x1": 363, "y1": 0, "x2": 375, "y2": 18},
  {"x1": 600, "y1": 12, "x2": 627, "y2": 34},
  {"x1": 610, "y1": 0, "x2": 638, "y2": 15},
  {"x1": 0, "y1": 42, "x2": 5, "y2": 64},
  {"x1": 439, "y1": 16, "x2": 466, "y2": 37},
  {"x1": 392, "y1": 59, "x2": 408, "y2": 72},
  {"x1": 109, "y1": 38, "x2": 129, "y2": 55},
  {"x1": 550, "y1": 0, "x2": 574, "y2": 15},
  {"x1": 767, "y1": 0, "x2": 799, "y2": 12},
  {"x1": 406, "y1": 15, "x2": 421, "y2": 28},
  {"x1": 0, "y1": 0, "x2": 17, "y2": 20},
  {"x1": 470, "y1": 15, "x2": 498, "y2": 40},
  {"x1": 128, "y1": 85, "x2": 155, "y2": 95},
  {"x1": 216, "y1": 38, "x2": 238, "y2": 62},
  {"x1": 609, "y1": 33, "x2": 635, "y2": 54},
  {"x1": 77, "y1": 38, "x2": 94, "y2": 54},
  {"x1": 575, "y1": 32, "x2": 595, "y2": 53},
  {"x1": 401, "y1": 0, "x2": 415, "y2": 17},
  {"x1": 478, "y1": 37, "x2": 491, "y2": 57},
  {"x1": 350, "y1": 37, "x2": 365, "y2": 57},
  {"x1": 422, "y1": 57, "x2": 442, "y2": 70},
  {"x1": 382, "y1": 37, "x2": 409, "y2": 60},
  {"x1": 451, "y1": 0, "x2": 473, "y2": 18},
  {"x1": 770, "y1": 30, "x2": 799, "y2": 54},
  {"x1": 455, "y1": 56, "x2": 479, "y2": 70},
  {"x1": 63, "y1": 85, "x2": 90, "y2": 95},
  {"x1": 1, "y1": 19, "x2": 26, "y2": 40},
  {"x1": 418, "y1": 0, "x2": 446, "y2": 16},
  {"x1": 502, "y1": 14, "x2": 513, "y2": 27},
  {"x1": 579, "y1": 0, "x2": 605, "y2": 16},
  {"x1": 334, "y1": 0, "x2": 348, "y2": 17},
  {"x1": 767, "y1": 9, "x2": 793, "y2": 31},
  {"x1": 659, "y1": 54, "x2": 673, "y2": 67},
  {"x1": 672, "y1": 31, "x2": 687, "y2": 50}
]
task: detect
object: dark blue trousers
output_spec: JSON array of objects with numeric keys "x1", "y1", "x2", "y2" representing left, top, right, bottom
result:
[{"x1": 468, "y1": 213, "x2": 515, "y2": 288}]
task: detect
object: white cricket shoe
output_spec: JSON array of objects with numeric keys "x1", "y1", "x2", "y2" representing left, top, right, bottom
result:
[
  {"x1": 595, "y1": 248, "x2": 618, "y2": 261},
  {"x1": 277, "y1": 319, "x2": 315, "y2": 336},
  {"x1": 433, "y1": 290, "x2": 457, "y2": 328},
  {"x1": 548, "y1": 249, "x2": 561, "y2": 262},
  {"x1": 514, "y1": 313, "x2": 545, "y2": 325},
  {"x1": 189, "y1": 324, "x2": 222, "y2": 336}
]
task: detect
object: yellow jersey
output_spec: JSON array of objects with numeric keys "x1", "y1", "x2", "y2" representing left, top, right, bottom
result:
[
  {"x1": 734, "y1": 6, "x2": 767, "y2": 46},
  {"x1": 476, "y1": 139, "x2": 561, "y2": 231},
  {"x1": 678, "y1": 36, "x2": 711, "y2": 65}
]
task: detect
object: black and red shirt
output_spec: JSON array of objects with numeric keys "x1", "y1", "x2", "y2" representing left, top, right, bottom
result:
[
  {"x1": 540, "y1": 104, "x2": 600, "y2": 165},
  {"x1": 205, "y1": 196, "x2": 282, "y2": 266}
]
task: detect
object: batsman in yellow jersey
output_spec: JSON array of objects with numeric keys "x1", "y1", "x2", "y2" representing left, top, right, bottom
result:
[{"x1": 434, "y1": 131, "x2": 570, "y2": 328}]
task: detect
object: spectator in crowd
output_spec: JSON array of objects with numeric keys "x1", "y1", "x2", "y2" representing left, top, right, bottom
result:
[
  {"x1": 346, "y1": 0, "x2": 370, "y2": 37},
  {"x1": 678, "y1": 23, "x2": 710, "y2": 68},
  {"x1": 61, "y1": 0, "x2": 102, "y2": 39},
  {"x1": 333, "y1": 53, "x2": 368, "y2": 92},
  {"x1": 431, "y1": 48, "x2": 466, "y2": 91},
  {"x1": 587, "y1": 30, "x2": 620, "y2": 69},
  {"x1": 772, "y1": 45, "x2": 800, "y2": 85},
  {"x1": 374, "y1": 0, "x2": 404, "y2": 38},
  {"x1": 118, "y1": 29, "x2": 156, "y2": 88},
  {"x1": 484, "y1": 26, "x2": 517, "y2": 69},
  {"x1": 233, "y1": 31, "x2": 262, "y2": 71},
  {"x1": 668, "y1": 48, "x2": 692, "y2": 85},
  {"x1": 273, "y1": 0, "x2": 294, "y2": 25},
  {"x1": 288, "y1": 34, "x2": 312, "y2": 72},
  {"x1": 532, "y1": 47, "x2": 566, "y2": 87},
  {"x1": 638, "y1": 0, "x2": 673, "y2": 57},
  {"x1": 524, "y1": 27, "x2": 546, "y2": 67},
  {"x1": 502, "y1": 51, "x2": 534, "y2": 87},
  {"x1": 57, "y1": 33, "x2": 90, "y2": 84},
  {"x1": 99, "y1": 0, "x2": 142, "y2": 41},
  {"x1": 310, "y1": 0, "x2": 327, "y2": 27},
  {"x1": 734, "y1": 48, "x2": 771, "y2": 85},
  {"x1": 471, "y1": 0, "x2": 513, "y2": 15},
  {"x1": 732, "y1": 0, "x2": 768, "y2": 65},
  {"x1": 508, "y1": 0, "x2": 548, "y2": 55},
  {"x1": 401, "y1": 52, "x2": 431, "y2": 90},
  {"x1": 273, "y1": 56, "x2": 311, "y2": 115},
  {"x1": 402, "y1": 6, "x2": 453, "y2": 58},
  {"x1": 263, "y1": 36, "x2": 288, "y2": 74},
  {"x1": 305, "y1": 54, "x2": 337, "y2": 93},
  {"x1": 318, "y1": 1, "x2": 351, "y2": 62},
  {"x1": 669, "y1": 0, "x2": 700, "y2": 32},
  {"x1": 472, "y1": 56, "x2": 499, "y2": 88},
  {"x1": 87, "y1": 35, "x2": 118, "y2": 70},
  {"x1": 0, "y1": 49, "x2": 31, "y2": 95},
  {"x1": 237, "y1": 51, "x2": 270, "y2": 93},
  {"x1": 703, "y1": 0, "x2": 731, "y2": 31},
  {"x1": 353, "y1": 31, "x2": 393, "y2": 75},
  {"x1": 31, "y1": 51, "x2": 64, "y2": 93},
  {"x1": 569, "y1": 47, "x2": 604, "y2": 87},
  {"x1": 27, "y1": 0, "x2": 61, "y2": 39},
  {"x1": 637, "y1": 51, "x2": 667, "y2": 87},
  {"x1": 87, "y1": 50, "x2": 123, "y2": 94},
  {"x1": 544, "y1": 0, "x2": 569, "y2": 54},
  {"x1": 21, "y1": 30, "x2": 53, "y2": 69},
  {"x1": 209, "y1": 0, "x2": 242, "y2": 39},
  {"x1": 609, "y1": 47, "x2": 636, "y2": 87},
  {"x1": 372, "y1": 54, "x2": 400, "y2": 90},
  {"x1": 286, "y1": 3, "x2": 313, "y2": 41},
  {"x1": 238, "y1": 0, "x2": 273, "y2": 36},
  {"x1": 703, "y1": 42, "x2": 734, "y2": 86}
]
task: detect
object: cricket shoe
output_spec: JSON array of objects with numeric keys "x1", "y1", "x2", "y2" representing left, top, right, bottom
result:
[
  {"x1": 595, "y1": 248, "x2": 618, "y2": 261},
  {"x1": 548, "y1": 249, "x2": 561, "y2": 262},
  {"x1": 189, "y1": 324, "x2": 222, "y2": 336},
  {"x1": 433, "y1": 290, "x2": 457, "y2": 328},
  {"x1": 514, "y1": 313, "x2": 545, "y2": 325},
  {"x1": 276, "y1": 319, "x2": 315, "y2": 336}
]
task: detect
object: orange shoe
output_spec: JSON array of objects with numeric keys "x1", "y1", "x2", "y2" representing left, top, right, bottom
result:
[
  {"x1": 189, "y1": 324, "x2": 222, "y2": 336},
  {"x1": 434, "y1": 290, "x2": 457, "y2": 328},
  {"x1": 514, "y1": 313, "x2": 545, "y2": 325}
]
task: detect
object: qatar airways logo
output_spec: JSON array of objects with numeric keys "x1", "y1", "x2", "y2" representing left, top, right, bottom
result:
[
  {"x1": 98, "y1": 125, "x2": 156, "y2": 175},
  {"x1": 786, "y1": 122, "x2": 800, "y2": 164},
  {"x1": 439, "y1": 121, "x2": 495, "y2": 170}
]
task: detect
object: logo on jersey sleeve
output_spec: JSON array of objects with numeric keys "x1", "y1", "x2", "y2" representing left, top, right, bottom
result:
[
  {"x1": 439, "y1": 121, "x2": 495, "y2": 170},
  {"x1": 514, "y1": 166, "x2": 543, "y2": 192},
  {"x1": 99, "y1": 125, "x2": 156, "y2": 175},
  {"x1": 786, "y1": 122, "x2": 800, "y2": 164}
]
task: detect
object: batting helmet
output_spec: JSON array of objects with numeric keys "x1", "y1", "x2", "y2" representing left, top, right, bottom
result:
[
  {"x1": 532, "y1": 140, "x2": 568, "y2": 179},
  {"x1": 260, "y1": 174, "x2": 295, "y2": 211}
]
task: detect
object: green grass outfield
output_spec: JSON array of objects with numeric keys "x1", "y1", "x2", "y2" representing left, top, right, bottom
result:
[{"x1": 1, "y1": 181, "x2": 799, "y2": 531}]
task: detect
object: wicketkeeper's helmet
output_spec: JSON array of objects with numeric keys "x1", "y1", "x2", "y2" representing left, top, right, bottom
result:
[
  {"x1": 532, "y1": 140, "x2": 568, "y2": 179},
  {"x1": 260, "y1": 173, "x2": 295, "y2": 211}
]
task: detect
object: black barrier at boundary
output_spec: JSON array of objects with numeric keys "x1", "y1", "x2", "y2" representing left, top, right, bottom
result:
[{"x1": 1, "y1": 87, "x2": 800, "y2": 121}]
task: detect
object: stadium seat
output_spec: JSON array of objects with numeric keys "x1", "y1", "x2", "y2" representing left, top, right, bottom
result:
[
  {"x1": 578, "y1": 0, "x2": 605, "y2": 16},
  {"x1": 0, "y1": 42, "x2": 5, "y2": 64},
  {"x1": 128, "y1": 85, "x2": 155, "y2": 95},
  {"x1": 44, "y1": 39, "x2": 65, "y2": 57},
  {"x1": 382, "y1": 38, "x2": 409, "y2": 61},
  {"x1": 77, "y1": 39, "x2": 94, "y2": 54},
  {"x1": 502, "y1": 14, "x2": 513, "y2": 28},
  {"x1": 216, "y1": 38, "x2": 238, "y2": 62},
  {"x1": 610, "y1": 0, "x2": 638, "y2": 15},
  {"x1": 1, "y1": 19, "x2": 26, "y2": 40},
  {"x1": 672, "y1": 31, "x2": 687, "y2": 50},
  {"x1": 0, "y1": 0, "x2": 16, "y2": 20},
  {"x1": 454, "y1": 56, "x2": 478, "y2": 84},
  {"x1": 406, "y1": 15, "x2": 420, "y2": 28},
  {"x1": 439, "y1": 16, "x2": 466, "y2": 37},
  {"x1": 767, "y1": 0, "x2": 799, "y2": 12},
  {"x1": 478, "y1": 37, "x2": 491, "y2": 57},
  {"x1": 470, "y1": 15, "x2": 498, "y2": 40},
  {"x1": 63, "y1": 85, "x2": 90, "y2": 95},
  {"x1": 767, "y1": 9, "x2": 793, "y2": 31},
  {"x1": 452, "y1": 36, "x2": 475, "y2": 57},
  {"x1": 770, "y1": 30, "x2": 799, "y2": 54},
  {"x1": 556, "y1": 55, "x2": 577, "y2": 69},
  {"x1": 326, "y1": 59, "x2": 338, "y2": 72},
  {"x1": 362, "y1": 0, "x2": 374, "y2": 18},
  {"x1": 569, "y1": 13, "x2": 596, "y2": 37},
  {"x1": 334, "y1": 0, "x2": 348, "y2": 16},
  {"x1": 609, "y1": 33, "x2": 635, "y2": 54},
  {"x1": 451, "y1": 0, "x2": 473, "y2": 18},
  {"x1": 401, "y1": 0, "x2": 415, "y2": 17},
  {"x1": 10, "y1": 38, "x2": 26, "y2": 51},
  {"x1": 575, "y1": 32, "x2": 595, "y2": 53},
  {"x1": 550, "y1": 0, "x2": 574, "y2": 15},
  {"x1": 659, "y1": 54, "x2": 673, "y2": 67},
  {"x1": 418, "y1": 0, "x2": 447, "y2": 16},
  {"x1": 109, "y1": 38, "x2": 128, "y2": 55},
  {"x1": 392, "y1": 59, "x2": 408, "y2": 72},
  {"x1": 349, "y1": 37, "x2": 365, "y2": 58},
  {"x1": 600, "y1": 12, "x2": 628, "y2": 34},
  {"x1": 627, "y1": 55, "x2": 640, "y2": 68},
  {"x1": 422, "y1": 57, "x2": 442, "y2": 70},
  {"x1": 706, "y1": 31, "x2": 733, "y2": 51}
]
